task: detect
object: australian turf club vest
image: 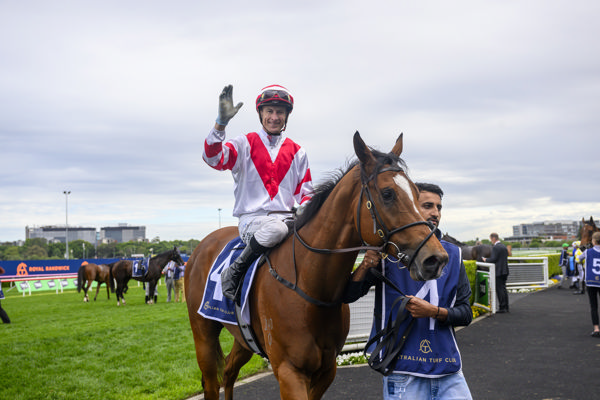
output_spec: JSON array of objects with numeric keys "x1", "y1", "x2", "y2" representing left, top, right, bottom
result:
[
  {"x1": 584, "y1": 247, "x2": 600, "y2": 288},
  {"x1": 367, "y1": 240, "x2": 463, "y2": 377}
]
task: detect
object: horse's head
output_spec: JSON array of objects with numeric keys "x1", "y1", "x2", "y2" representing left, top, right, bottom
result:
[
  {"x1": 353, "y1": 131, "x2": 448, "y2": 281},
  {"x1": 581, "y1": 216, "x2": 599, "y2": 248},
  {"x1": 169, "y1": 246, "x2": 185, "y2": 265}
]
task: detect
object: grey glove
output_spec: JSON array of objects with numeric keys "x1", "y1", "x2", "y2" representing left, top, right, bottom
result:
[{"x1": 216, "y1": 85, "x2": 243, "y2": 126}]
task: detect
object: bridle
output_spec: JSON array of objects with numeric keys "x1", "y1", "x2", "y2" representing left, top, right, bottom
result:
[
  {"x1": 268, "y1": 159, "x2": 436, "y2": 306},
  {"x1": 356, "y1": 164, "x2": 436, "y2": 269}
]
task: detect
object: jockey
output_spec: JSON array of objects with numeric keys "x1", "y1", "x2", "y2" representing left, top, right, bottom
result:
[
  {"x1": 572, "y1": 240, "x2": 585, "y2": 294},
  {"x1": 202, "y1": 84, "x2": 313, "y2": 302}
]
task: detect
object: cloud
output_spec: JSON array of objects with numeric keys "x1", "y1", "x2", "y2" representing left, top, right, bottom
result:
[{"x1": 1, "y1": 0, "x2": 599, "y2": 244}]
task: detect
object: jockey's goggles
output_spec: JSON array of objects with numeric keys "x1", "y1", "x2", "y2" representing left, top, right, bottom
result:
[{"x1": 256, "y1": 89, "x2": 294, "y2": 111}]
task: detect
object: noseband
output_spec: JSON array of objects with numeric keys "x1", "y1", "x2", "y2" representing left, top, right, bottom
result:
[{"x1": 357, "y1": 164, "x2": 436, "y2": 270}]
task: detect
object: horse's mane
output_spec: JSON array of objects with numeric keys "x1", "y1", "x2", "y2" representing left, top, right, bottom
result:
[
  {"x1": 442, "y1": 233, "x2": 466, "y2": 246},
  {"x1": 295, "y1": 148, "x2": 406, "y2": 230}
]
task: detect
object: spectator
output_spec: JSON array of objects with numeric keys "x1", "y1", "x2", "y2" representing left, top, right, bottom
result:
[
  {"x1": 174, "y1": 262, "x2": 185, "y2": 303},
  {"x1": 576, "y1": 231, "x2": 600, "y2": 337},
  {"x1": 558, "y1": 243, "x2": 570, "y2": 289},
  {"x1": 162, "y1": 260, "x2": 176, "y2": 302},
  {"x1": 483, "y1": 233, "x2": 510, "y2": 313},
  {"x1": 0, "y1": 266, "x2": 11, "y2": 324}
]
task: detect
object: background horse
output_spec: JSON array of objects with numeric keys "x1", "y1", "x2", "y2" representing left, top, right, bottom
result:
[
  {"x1": 441, "y1": 233, "x2": 477, "y2": 260},
  {"x1": 580, "y1": 216, "x2": 599, "y2": 248},
  {"x1": 109, "y1": 247, "x2": 183, "y2": 306},
  {"x1": 77, "y1": 262, "x2": 113, "y2": 302},
  {"x1": 185, "y1": 132, "x2": 449, "y2": 400},
  {"x1": 442, "y1": 233, "x2": 512, "y2": 261}
]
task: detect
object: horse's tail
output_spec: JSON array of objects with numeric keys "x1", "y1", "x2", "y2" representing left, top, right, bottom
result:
[
  {"x1": 77, "y1": 265, "x2": 85, "y2": 292},
  {"x1": 507, "y1": 245, "x2": 513, "y2": 257},
  {"x1": 107, "y1": 262, "x2": 116, "y2": 293}
]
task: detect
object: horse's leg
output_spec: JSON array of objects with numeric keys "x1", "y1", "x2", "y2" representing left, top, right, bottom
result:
[
  {"x1": 116, "y1": 281, "x2": 123, "y2": 306},
  {"x1": 188, "y1": 314, "x2": 225, "y2": 400},
  {"x1": 150, "y1": 280, "x2": 158, "y2": 304},
  {"x1": 308, "y1": 365, "x2": 337, "y2": 400},
  {"x1": 84, "y1": 281, "x2": 91, "y2": 302},
  {"x1": 94, "y1": 282, "x2": 102, "y2": 301},
  {"x1": 223, "y1": 339, "x2": 254, "y2": 400},
  {"x1": 275, "y1": 361, "x2": 311, "y2": 400},
  {"x1": 106, "y1": 280, "x2": 110, "y2": 300}
]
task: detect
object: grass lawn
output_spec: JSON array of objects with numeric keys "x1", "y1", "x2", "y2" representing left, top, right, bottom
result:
[{"x1": 0, "y1": 281, "x2": 267, "y2": 400}]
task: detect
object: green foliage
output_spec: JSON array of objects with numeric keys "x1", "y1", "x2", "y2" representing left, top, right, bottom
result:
[
  {"x1": 464, "y1": 260, "x2": 477, "y2": 305},
  {"x1": 0, "y1": 285, "x2": 267, "y2": 400}
]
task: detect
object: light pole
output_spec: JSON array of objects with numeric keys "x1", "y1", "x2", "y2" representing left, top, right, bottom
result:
[
  {"x1": 218, "y1": 208, "x2": 222, "y2": 228},
  {"x1": 63, "y1": 190, "x2": 71, "y2": 259}
]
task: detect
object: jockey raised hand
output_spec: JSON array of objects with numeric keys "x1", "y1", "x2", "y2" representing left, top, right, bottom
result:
[{"x1": 203, "y1": 84, "x2": 313, "y2": 302}]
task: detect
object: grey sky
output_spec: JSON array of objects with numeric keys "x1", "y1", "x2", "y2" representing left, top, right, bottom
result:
[{"x1": 1, "y1": 0, "x2": 599, "y2": 243}]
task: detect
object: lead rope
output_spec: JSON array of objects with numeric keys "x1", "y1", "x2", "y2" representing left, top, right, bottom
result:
[{"x1": 363, "y1": 267, "x2": 415, "y2": 376}]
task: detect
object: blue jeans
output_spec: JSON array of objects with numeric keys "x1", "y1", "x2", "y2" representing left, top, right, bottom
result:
[{"x1": 383, "y1": 370, "x2": 472, "y2": 400}]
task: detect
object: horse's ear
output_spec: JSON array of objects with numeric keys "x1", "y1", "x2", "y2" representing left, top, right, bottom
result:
[
  {"x1": 353, "y1": 131, "x2": 374, "y2": 165},
  {"x1": 391, "y1": 133, "x2": 403, "y2": 156}
]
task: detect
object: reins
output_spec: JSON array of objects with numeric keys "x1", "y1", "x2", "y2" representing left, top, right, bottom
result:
[
  {"x1": 267, "y1": 160, "x2": 436, "y2": 308},
  {"x1": 362, "y1": 267, "x2": 415, "y2": 376}
]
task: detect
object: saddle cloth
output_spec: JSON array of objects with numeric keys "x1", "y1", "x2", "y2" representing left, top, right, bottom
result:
[
  {"x1": 197, "y1": 237, "x2": 260, "y2": 325},
  {"x1": 132, "y1": 258, "x2": 150, "y2": 278}
]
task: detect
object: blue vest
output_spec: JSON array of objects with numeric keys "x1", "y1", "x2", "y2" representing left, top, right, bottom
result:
[
  {"x1": 367, "y1": 240, "x2": 463, "y2": 377},
  {"x1": 584, "y1": 248, "x2": 600, "y2": 288}
]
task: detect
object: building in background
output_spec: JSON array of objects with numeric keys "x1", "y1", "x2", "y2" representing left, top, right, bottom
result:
[
  {"x1": 25, "y1": 224, "x2": 146, "y2": 244},
  {"x1": 507, "y1": 220, "x2": 583, "y2": 243},
  {"x1": 26, "y1": 225, "x2": 97, "y2": 244},
  {"x1": 100, "y1": 224, "x2": 146, "y2": 243}
]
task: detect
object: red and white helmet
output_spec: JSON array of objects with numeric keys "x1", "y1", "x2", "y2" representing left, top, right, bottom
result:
[{"x1": 255, "y1": 85, "x2": 294, "y2": 113}]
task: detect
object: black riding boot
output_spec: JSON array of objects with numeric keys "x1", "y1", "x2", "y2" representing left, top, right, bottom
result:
[{"x1": 221, "y1": 237, "x2": 268, "y2": 302}]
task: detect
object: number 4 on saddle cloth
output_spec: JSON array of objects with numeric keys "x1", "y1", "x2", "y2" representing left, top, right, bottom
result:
[{"x1": 198, "y1": 237, "x2": 261, "y2": 327}]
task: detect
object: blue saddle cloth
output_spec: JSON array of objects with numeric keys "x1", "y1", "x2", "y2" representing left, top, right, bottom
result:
[
  {"x1": 197, "y1": 237, "x2": 260, "y2": 325},
  {"x1": 132, "y1": 258, "x2": 150, "y2": 278}
]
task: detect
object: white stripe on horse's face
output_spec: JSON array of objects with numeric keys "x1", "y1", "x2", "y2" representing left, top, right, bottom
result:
[{"x1": 393, "y1": 174, "x2": 420, "y2": 215}]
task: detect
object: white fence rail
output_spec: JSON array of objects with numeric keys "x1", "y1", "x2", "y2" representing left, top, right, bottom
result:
[{"x1": 343, "y1": 256, "x2": 549, "y2": 350}]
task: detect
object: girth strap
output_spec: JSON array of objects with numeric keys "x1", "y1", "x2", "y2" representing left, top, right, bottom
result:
[{"x1": 234, "y1": 303, "x2": 269, "y2": 359}]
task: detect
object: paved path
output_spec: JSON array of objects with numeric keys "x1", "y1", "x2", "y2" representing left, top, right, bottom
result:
[{"x1": 192, "y1": 286, "x2": 600, "y2": 399}]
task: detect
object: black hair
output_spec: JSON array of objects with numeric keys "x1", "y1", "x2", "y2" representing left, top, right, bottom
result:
[{"x1": 415, "y1": 182, "x2": 443, "y2": 198}]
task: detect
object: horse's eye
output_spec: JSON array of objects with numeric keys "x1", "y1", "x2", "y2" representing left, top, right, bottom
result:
[{"x1": 381, "y1": 188, "x2": 396, "y2": 203}]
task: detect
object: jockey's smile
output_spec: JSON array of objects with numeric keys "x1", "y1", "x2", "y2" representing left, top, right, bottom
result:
[{"x1": 260, "y1": 105, "x2": 288, "y2": 135}]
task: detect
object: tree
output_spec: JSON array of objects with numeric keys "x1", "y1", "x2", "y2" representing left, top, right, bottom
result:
[
  {"x1": 48, "y1": 242, "x2": 66, "y2": 259},
  {"x1": 2, "y1": 246, "x2": 21, "y2": 260},
  {"x1": 23, "y1": 245, "x2": 48, "y2": 260}
]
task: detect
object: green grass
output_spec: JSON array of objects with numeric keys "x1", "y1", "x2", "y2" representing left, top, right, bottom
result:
[{"x1": 0, "y1": 282, "x2": 268, "y2": 400}]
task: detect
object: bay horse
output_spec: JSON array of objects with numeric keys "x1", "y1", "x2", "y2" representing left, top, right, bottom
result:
[
  {"x1": 185, "y1": 132, "x2": 449, "y2": 400},
  {"x1": 76, "y1": 262, "x2": 113, "y2": 302},
  {"x1": 580, "y1": 216, "x2": 599, "y2": 248},
  {"x1": 441, "y1": 233, "x2": 477, "y2": 260},
  {"x1": 442, "y1": 233, "x2": 512, "y2": 261},
  {"x1": 109, "y1": 247, "x2": 184, "y2": 306}
]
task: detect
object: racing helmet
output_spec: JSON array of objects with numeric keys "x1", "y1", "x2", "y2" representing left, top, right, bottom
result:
[{"x1": 255, "y1": 85, "x2": 294, "y2": 113}]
